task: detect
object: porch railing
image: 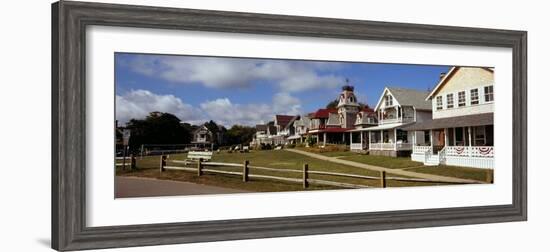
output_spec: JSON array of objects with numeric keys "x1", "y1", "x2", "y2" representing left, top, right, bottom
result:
[
  {"x1": 446, "y1": 146, "x2": 494, "y2": 158},
  {"x1": 412, "y1": 145, "x2": 431, "y2": 154},
  {"x1": 369, "y1": 142, "x2": 412, "y2": 150},
  {"x1": 395, "y1": 142, "x2": 412, "y2": 150},
  {"x1": 350, "y1": 143, "x2": 364, "y2": 150},
  {"x1": 379, "y1": 117, "x2": 414, "y2": 125}
]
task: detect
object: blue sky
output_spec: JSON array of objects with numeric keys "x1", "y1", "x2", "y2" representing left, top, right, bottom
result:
[{"x1": 115, "y1": 52, "x2": 450, "y2": 126}]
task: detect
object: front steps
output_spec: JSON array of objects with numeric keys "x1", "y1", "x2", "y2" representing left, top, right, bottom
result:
[{"x1": 423, "y1": 154, "x2": 440, "y2": 166}]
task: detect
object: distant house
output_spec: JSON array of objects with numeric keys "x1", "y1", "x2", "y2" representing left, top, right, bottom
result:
[
  {"x1": 404, "y1": 67, "x2": 494, "y2": 168},
  {"x1": 357, "y1": 87, "x2": 433, "y2": 157},
  {"x1": 192, "y1": 123, "x2": 225, "y2": 149},
  {"x1": 250, "y1": 121, "x2": 279, "y2": 146},
  {"x1": 307, "y1": 85, "x2": 374, "y2": 146}
]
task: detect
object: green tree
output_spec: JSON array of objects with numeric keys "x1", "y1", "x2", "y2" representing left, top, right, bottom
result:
[
  {"x1": 226, "y1": 125, "x2": 256, "y2": 146},
  {"x1": 124, "y1": 112, "x2": 192, "y2": 152},
  {"x1": 326, "y1": 99, "x2": 339, "y2": 109}
]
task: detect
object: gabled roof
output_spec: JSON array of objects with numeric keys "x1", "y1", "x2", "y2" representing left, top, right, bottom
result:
[
  {"x1": 275, "y1": 115, "x2": 295, "y2": 128},
  {"x1": 374, "y1": 87, "x2": 431, "y2": 111},
  {"x1": 294, "y1": 115, "x2": 311, "y2": 127},
  {"x1": 426, "y1": 67, "x2": 494, "y2": 100},
  {"x1": 283, "y1": 115, "x2": 300, "y2": 130},
  {"x1": 361, "y1": 106, "x2": 375, "y2": 114},
  {"x1": 309, "y1": 108, "x2": 338, "y2": 119},
  {"x1": 193, "y1": 125, "x2": 211, "y2": 134}
]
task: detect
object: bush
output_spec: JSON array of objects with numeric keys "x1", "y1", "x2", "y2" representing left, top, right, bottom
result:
[
  {"x1": 287, "y1": 143, "x2": 296, "y2": 149},
  {"x1": 260, "y1": 143, "x2": 273, "y2": 150}
]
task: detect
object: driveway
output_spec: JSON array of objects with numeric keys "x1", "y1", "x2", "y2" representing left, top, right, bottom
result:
[{"x1": 116, "y1": 176, "x2": 248, "y2": 198}]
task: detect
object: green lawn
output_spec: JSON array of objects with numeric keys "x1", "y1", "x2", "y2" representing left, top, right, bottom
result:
[
  {"x1": 404, "y1": 165, "x2": 493, "y2": 182},
  {"x1": 117, "y1": 150, "x2": 455, "y2": 193},
  {"x1": 340, "y1": 155, "x2": 424, "y2": 169}
]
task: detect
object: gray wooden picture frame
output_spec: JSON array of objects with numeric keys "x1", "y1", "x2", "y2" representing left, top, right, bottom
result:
[{"x1": 51, "y1": 1, "x2": 527, "y2": 251}]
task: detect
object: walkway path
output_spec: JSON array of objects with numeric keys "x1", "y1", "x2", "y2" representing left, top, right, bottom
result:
[
  {"x1": 285, "y1": 149, "x2": 483, "y2": 184},
  {"x1": 116, "y1": 176, "x2": 248, "y2": 198}
]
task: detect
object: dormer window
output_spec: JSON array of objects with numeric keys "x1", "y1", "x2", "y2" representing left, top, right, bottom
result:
[
  {"x1": 436, "y1": 96, "x2": 443, "y2": 110},
  {"x1": 385, "y1": 95, "x2": 393, "y2": 107}
]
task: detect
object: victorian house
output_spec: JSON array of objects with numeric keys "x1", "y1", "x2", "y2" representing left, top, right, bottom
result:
[
  {"x1": 352, "y1": 87, "x2": 432, "y2": 157},
  {"x1": 404, "y1": 67, "x2": 494, "y2": 169},
  {"x1": 307, "y1": 85, "x2": 376, "y2": 147}
]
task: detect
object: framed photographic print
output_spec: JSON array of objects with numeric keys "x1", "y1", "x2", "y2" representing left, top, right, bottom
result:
[{"x1": 52, "y1": 1, "x2": 527, "y2": 251}]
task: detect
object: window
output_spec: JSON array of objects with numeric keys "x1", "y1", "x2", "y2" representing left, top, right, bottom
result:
[
  {"x1": 385, "y1": 95, "x2": 393, "y2": 106},
  {"x1": 424, "y1": 130, "x2": 430, "y2": 144},
  {"x1": 470, "y1": 88, "x2": 479, "y2": 105},
  {"x1": 396, "y1": 129, "x2": 408, "y2": 143},
  {"x1": 484, "y1": 85, "x2": 494, "y2": 102},
  {"x1": 474, "y1": 126, "x2": 486, "y2": 145},
  {"x1": 446, "y1": 93, "x2": 454, "y2": 109},
  {"x1": 458, "y1": 91, "x2": 466, "y2": 107},
  {"x1": 436, "y1": 96, "x2": 443, "y2": 110},
  {"x1": 454, "y1": 127, "x2": 464, "y2": 146}
]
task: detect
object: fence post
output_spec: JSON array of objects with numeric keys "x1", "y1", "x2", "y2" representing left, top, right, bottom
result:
[
  {"x1": 303, "y1": 163, "x2": 309, "y2": 189},
  {"x1": 243, "y1": 160, "x2": 249, "y2": 182},
  {"x1": 159, "y1": 155, "x2": 166, "y2": 173},
  {"x1": 197, "y1": 158, "x2": 203, "y2": 176},
  {"x1": 130, "y1": 154, "x2": 136, "y2": 170},
  {"x1": 379, "y1": 171, "x2": 386, "y2": 188}
]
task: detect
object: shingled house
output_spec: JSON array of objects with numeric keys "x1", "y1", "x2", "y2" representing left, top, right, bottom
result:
[
  {"x1": 357, "y1": 87, "x2": 433, "y2": 157},
  {"x1": 307, "y1": 85, "x2": 376, "y2": 147},
  {"x1": 404, "y1": 67, "x2": 494, "y2": 168}
]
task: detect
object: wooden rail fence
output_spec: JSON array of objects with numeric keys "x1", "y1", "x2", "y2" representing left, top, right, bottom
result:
[
  {"x1": 158, "y1": 155, "x2": 461, "y2": 189},
  {"x1": 115, "y1": 154, "x2": 136, "y2": 170}
]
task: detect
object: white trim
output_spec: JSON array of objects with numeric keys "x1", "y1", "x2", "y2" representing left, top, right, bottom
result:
[
  {"x1": 426, "y1": 66, "x2": 457, "y2": 100},
  {"x1": 373, "y1": 88, "x2": 401, "y2": 112}
]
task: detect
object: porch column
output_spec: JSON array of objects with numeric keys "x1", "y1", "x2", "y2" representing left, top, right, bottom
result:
[
  {"x1": 430, "y1": 129, "x2": 434, "y2": 151},
  {"x1": 468, "y1": 126, "x2": 472, "y2": 156},
  {"x1": 380, "y1": 130, "x2": 383, "y2": 145},
  {"x1": 412, "y1": 131, "x2": 416, "y2": 145},
  {"x1": 323, "y1": 132, "x2": 327, "y2": 147},
  {"x1": 394, "y1": 128, "x2": 397, "y2": 151},
  {"x1": 342, "y1": 133, "x2": 346, "y2": 143},
  {"x1": 360, "y1": 131, "x2": 363, "y2": 149},
  {"x1": 444, "y1": 128, "x2": 448, "y2": 147},
  {"x1": 349, "y1": 132, "x2": 353, "y2": 145}
]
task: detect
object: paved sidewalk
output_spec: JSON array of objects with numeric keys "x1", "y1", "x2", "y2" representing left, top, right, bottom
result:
[
  {"x1": 285, "y1": 149, "x2": 483, "y2": 184},
  {"x1": 116, "y1": 176, "x2": 248, "y2": 198}
]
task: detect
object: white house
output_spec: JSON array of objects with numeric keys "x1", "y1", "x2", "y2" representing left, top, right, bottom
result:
[
  {"x1": 354, "y1": 87, "x2": 432, "y2": 157},
  {"x1": 404, "y1": 67, "x2": 494, "y2": 169},
  {"x1": 192, "y1": 124, "x2": 225, "y2": 149}
]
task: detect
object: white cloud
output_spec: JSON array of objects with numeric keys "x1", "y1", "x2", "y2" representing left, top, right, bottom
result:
[
  {"x1": 116, "y1": 90, "x2": 203, "y2": 125},
  {"x1": 199, "y1": 98, "x2": 274, "y2": 126},
  {"x1": 273, "y1": 92, "x2": 302, "y2": 115},
  {"x1": 122, "y1": 55, "x2": 344, "y2": 92},
  {"x1": 117, "y1": 90, "x2": 303, "y2": 127}
]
